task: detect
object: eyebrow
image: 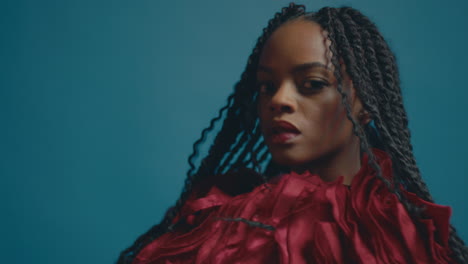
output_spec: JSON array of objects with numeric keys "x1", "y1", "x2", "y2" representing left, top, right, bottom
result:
[{"x1": 257, "y1": 62, "x2": 331, "y2": 74}]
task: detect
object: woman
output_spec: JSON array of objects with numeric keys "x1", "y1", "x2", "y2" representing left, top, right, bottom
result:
[{"x1": 118, "y1": 3, "x2": 467, "y2": 263}]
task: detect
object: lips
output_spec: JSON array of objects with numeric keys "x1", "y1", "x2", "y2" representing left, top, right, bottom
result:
[
  {"x1": 268, "y1": 120, "x2": 300, "y2": 144},
  {"x1": 271, "y1": 120, "x2": 300, "y2": 134}
]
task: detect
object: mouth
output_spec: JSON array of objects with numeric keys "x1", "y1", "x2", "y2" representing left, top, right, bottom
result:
[{"x1": 268, "y1": 120, "x2": 301, "y2": 144}]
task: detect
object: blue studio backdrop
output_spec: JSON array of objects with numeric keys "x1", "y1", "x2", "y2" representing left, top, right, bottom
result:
[{"x1": 1, "y1": 0, "x2": 467, "y2": 263}]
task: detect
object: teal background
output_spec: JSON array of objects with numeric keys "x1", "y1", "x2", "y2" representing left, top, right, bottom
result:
[{"x1": 1, "y1": 0, "x2": 467, "y2": 263}]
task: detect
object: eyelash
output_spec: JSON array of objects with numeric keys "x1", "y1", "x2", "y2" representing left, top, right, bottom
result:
[
  {"x1": 301, "y1": 79, "x2": 329, "y2": 92},
  {"x1": 256, "y1": 79, "x2": 328, "y2": 95}
]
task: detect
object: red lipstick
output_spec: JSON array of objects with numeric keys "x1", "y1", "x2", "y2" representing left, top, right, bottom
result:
[{"x1": 268, "y1": 120, "x2": 300, "y2": 144}]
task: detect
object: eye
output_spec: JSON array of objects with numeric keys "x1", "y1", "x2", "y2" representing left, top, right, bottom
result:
[
  {"x1": 256, "y1": 81, "x2": 276, "y2": 95},
  {"x1": 301, "y1": 79, "x2": 328, "y2": 93}
]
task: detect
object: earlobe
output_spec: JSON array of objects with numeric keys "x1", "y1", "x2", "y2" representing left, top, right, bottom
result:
[
  {"x1": 347, "y1": 80, "x2": 372, "y2": 125},
  {"x1": 358, "y1": 110, "x2": 371, "y2": 125},
  {"x1": 348, "y1": 82, "x2": 371, "y2": 125}
]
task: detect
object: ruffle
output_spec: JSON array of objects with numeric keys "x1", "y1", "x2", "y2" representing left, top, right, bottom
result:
[{"x1": 134, "y1": 149, "x2": 454, "y2": 264}]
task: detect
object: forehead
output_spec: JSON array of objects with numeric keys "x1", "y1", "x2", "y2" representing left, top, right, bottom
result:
[{"x1": 258, "y1": 19, "x2": 331, "y2": 69}]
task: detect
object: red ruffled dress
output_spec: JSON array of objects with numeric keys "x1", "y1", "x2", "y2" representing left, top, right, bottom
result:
[{"x1": 133, "y1": 149, "x2": 454, "y2": 263}]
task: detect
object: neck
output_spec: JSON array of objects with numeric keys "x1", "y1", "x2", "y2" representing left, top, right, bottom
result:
[{"x1": 291, "y1": 136, "x2": 362, "y2": 186}]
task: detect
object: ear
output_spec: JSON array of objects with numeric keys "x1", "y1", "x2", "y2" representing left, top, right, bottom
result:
[
  {"x1": 345, "y1": 76, "x2": 371, "y2": 126},
  {"x1": 353, "y1": 98, "x2": 371, "y2": 125},
  {"x1": 339, "y1": 62, "x2": 372, "y2": 126},
  {"x1": 358, "y1": 108, "x2": 371, "y2": 125}
]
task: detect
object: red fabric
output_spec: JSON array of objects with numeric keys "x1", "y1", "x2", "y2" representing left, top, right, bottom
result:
[{"x1": 134, "y1": 149, "x2": 454, "y2": 264}]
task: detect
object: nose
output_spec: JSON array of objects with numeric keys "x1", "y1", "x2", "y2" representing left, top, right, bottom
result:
[{"x1": 269, "y1": 82, "x2": 296, "y2": 114}]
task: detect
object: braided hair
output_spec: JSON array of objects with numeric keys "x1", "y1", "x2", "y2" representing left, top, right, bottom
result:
[{"x1": 117, "y1": 3, "x2": 468, "y2": 263}]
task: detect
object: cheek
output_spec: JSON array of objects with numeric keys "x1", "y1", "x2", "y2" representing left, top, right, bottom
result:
[
  {"x1": 306, "y1": 93, "x2": 345, "y2": 128},
  {"x1": 326, "y1": 102, "x2": 355, "y2": 143},
  {"x1": 257, "y1": 97, "x2": 268, "y2": 117},
  {"x1": 304, "y1": 93, "x2": 351, "y2": 143},
  {"x1": 328, "y1": 102, "x2": 348, "y2": 130}
]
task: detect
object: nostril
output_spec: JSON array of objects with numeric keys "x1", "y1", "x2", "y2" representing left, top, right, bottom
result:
[
  {"x1": 281, "y1": 105, "x2": 292, "y2": 112},
  {"x1": 270, "y1": 105, "x2": 292, "y2": 113},
  {"x1": 270, "y1": 104, "x2": 292, "y2": 113}
]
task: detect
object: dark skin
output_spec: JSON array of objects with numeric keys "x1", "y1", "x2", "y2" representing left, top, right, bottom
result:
[{"x1": 257, "y1": 19, "x2": 370, "y2": 185}]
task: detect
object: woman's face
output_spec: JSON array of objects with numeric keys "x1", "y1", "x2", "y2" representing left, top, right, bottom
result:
[{"x1": 257, "y1": 19, "x2": 364, "y2": 173}]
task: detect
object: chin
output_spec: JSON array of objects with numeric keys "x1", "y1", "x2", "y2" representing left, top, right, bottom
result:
[{"x1": 269, "y1": 151, "x2": 316, "y2": 168}]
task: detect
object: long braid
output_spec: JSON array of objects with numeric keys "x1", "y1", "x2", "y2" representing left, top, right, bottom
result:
[
  {"x1": 342, "y1": 8, "x2": 434, "y2": 203},
  {"x1": 216, "y1": 131, "x2": 249, "y2": 174},
  {"x1": 319, "y1": 7, "x2": 428, "y2": 213},
  {"x1": 320, "y1": 8, "x2": 414, "y2": 207},
  {"x1": 309, "y1": 7, "x2": 468, "y2": 263},
  {"x1": 315, "y1": 7, "x2": 399, "y2": 201},
  {"x1": 351, "y1": 11, "x2": 433, "y2": 201},
  {"x1": 116, "y1": 93, "x2": 239, "y2": 263},
  {"x1": 118, "y1": 4, "x2": 468, "y2": 263},
  {"x1": 116, "y1": 4, "x2": 306, "y2": 263},
  {"x1": 231, "y1": 126, "x2": 261, "y2": 167}
]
